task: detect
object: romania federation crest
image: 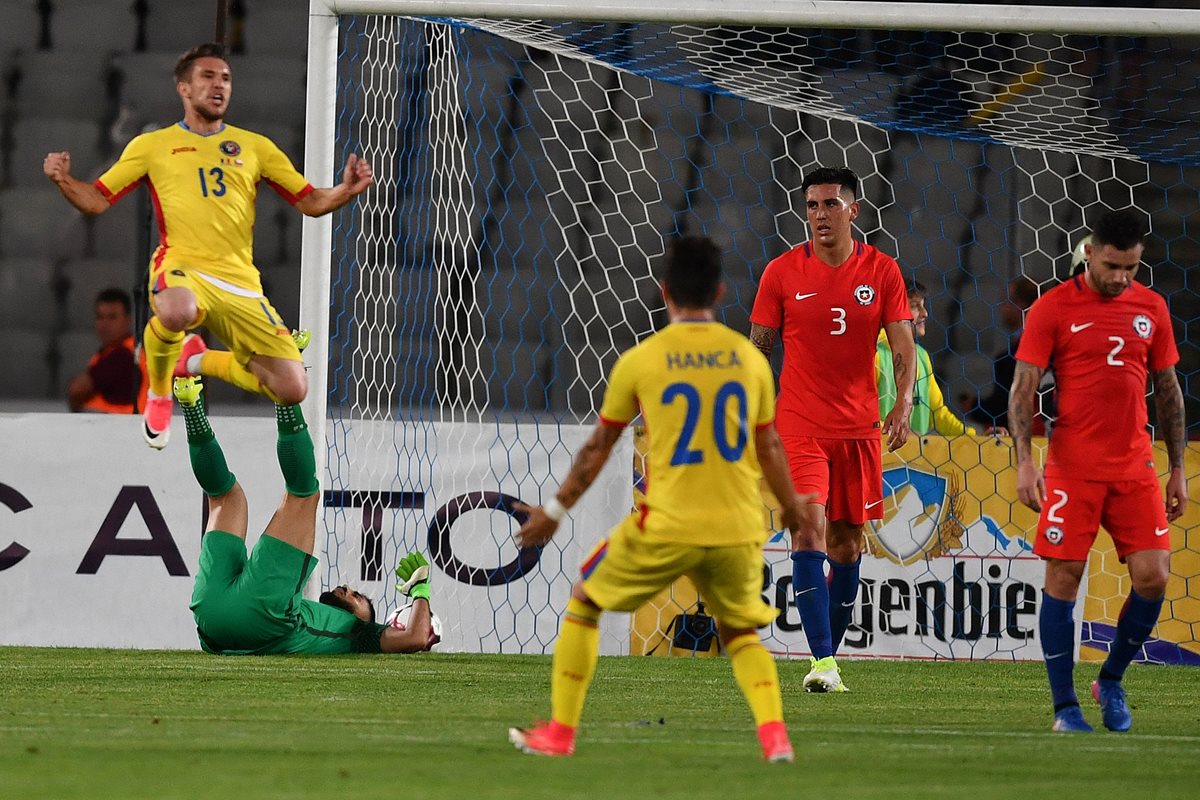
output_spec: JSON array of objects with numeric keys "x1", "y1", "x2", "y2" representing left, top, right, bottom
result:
[{"x1": 219, "y1": 140, "x2": 242, "y2": 157}]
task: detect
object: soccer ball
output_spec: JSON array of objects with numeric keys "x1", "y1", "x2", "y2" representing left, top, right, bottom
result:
[{"x1": 385, "y1": 602, "x2": 443, "y2": 649}]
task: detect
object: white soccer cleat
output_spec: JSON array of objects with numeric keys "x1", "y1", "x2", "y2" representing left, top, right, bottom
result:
[{"x1": 803, "y1": 656, "x2": 849, "y2": 693}]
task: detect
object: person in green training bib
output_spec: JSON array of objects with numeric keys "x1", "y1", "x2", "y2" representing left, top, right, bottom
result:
[
  {"x1": 176, "y1": 355, "x2": 436, "y2": 655},
  {"x1": 876, "y1": 279, "x2": 1005, "y2": 437}
]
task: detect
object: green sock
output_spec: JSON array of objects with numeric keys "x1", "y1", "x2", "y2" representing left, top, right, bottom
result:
[
  {"x1": 182, "y1": 397, "x2": 236, "y2": 496},
  {"x1": 276, "y1": 403, "x2": 319, "y2": 497}
]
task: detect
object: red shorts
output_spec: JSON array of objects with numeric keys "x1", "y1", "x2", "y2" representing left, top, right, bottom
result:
[
  {"x1": 1034, "y1": 474, "x2": 1170, "y2": 562},
  {"x1": 780, "y1": 435, "x2": 882, "y2": 525}
]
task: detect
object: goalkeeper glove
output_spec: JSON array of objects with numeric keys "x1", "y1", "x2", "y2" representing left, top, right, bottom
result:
[{"x1": 395, "y1": 552, "x2": 431, "y2": 601}]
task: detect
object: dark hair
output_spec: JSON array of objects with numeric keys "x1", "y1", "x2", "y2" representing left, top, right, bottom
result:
[
  {"x1": 664, "y1": 236, "x2": 722, "y2": 309},
  {"x1": 319, "y1": 590, "x2": 376, "y2": 622},
  {"x1": 175, "y1": 43, "x2": 228, "y2": 82},
  {"x1": 801, "y1": 166, "x2": 859, "y2": 201},
  {"x1": 1089, "y1": 208, "x2": 1148, "y2": 252},
  {"x1": 1008, "y1": 276, "x2": 1039, "y2": 308},
  {"x1": 95, "y1": 287, "x2": 131, "y2": 314},
  {"x1": 905, "y1": 278, "x2": 928, "y2": 299}
]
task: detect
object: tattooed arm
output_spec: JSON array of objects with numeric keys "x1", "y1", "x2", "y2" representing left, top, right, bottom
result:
[
  {"x1": 1009, "y1": 360, "x2": 1046, "y2": 511},
  {"x1": 1153, "y1": 366, "x2": 1189, "y2": 522},
  {"x1": 882, "y1": 320, "x2": 916, "y2": 451},
  {"x1": 749, "y1": 323, "x2": 778, "y2": 360},
  {"x1": 514, "y1": 422, "x2": 625, "y2": 547},
  {"x1": 749, "y1": 324, "x2": 782, "y2": 403}
]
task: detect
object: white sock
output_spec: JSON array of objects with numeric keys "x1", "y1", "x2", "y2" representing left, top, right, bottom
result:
[{"x1": 187, "y1": 354, "x2": 204, "y2": 374}]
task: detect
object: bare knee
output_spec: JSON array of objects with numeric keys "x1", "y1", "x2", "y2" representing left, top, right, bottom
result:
[
  {"x1": 789, "y1": 503, "x2": 827, "y2": 551},
  {"x1": 253, "y1": 357, "x2": 308, "y2": 405},
  {"x1": 206, "y1": 482, "x2": 248, "y2": 538},
  {"x1": 152, "y1": 288, "x2": 198, "y2": 331},
  {"x1": 268, "y1": 369, "x2": 308, "y2": 405},
  {"x1": 827, "y1": 521, "x2": 864, "y2": 563},
  {"x1": 1127, "y1": 551, "x2": 1170, "y2": 599},
  {"x1": 570, "y1": 581, "x2": 601, "y2": 611},
  {"x1": 1130, "y1": 566, "x2": 1169, "y2": 599},
  {"x1": 1043, "y1": 559, "x2": 1086, "y2": 602}
]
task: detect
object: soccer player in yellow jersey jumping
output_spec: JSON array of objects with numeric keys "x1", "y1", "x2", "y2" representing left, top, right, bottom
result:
[
  {"x1": 508, "y1": 236, "x2": 812, "y2": 762},
  {"x1": 43, "y1": 43, "x2": 373, "y2": 449}
]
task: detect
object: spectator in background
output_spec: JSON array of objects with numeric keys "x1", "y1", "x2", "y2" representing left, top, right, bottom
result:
[
  {"x1": 67, "y1": 287, "x2": 147, "y2": 413},
  {"x1": 1071, "y1": 235, "x2": 1091, "y2": 277},
  {"x1": 877, "y1": 280, "x2": 997, "y2": 436},
  {"x1": 969, "y1": 276, "x2": 1039, "y2": 431}
]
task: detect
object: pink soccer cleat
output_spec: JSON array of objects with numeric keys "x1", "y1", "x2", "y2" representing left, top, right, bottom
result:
[
  {"x1": 508, "y1": 721, "x2": 575, "y2": 756},
  {"x1": 142, "y1": 394, "x2": 172, "y2": 449},
  {"x1": 173, "y1": 333, "x2": 208, "y2": 378}
]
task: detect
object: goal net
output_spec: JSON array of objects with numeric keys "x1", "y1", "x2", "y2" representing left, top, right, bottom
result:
[{"x1": 301, "y1": 1, "x2": 1200, "y2": 663}]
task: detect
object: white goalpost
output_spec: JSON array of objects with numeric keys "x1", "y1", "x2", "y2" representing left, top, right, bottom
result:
[{"x1": 300, "y1": 0, "x2": 1200, "y2": 664}]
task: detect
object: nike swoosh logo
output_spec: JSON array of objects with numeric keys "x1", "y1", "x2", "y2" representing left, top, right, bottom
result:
[
  {"x1": 840, "y1": 601, "x2": 856, "y2": 608},
  {"x1": 794, "y1": 587, "x2": 817, "y2": 596},
  {"x1": 794, "y1": 292, "x2": 818, "y2": 301},
  {"x1": 1045, "y1": 652, "x2": 1067, "y2": 660},
  {"x1": 1069, "y1": 322, "x2": 1094, "y2": 333},
  {"x1": 1155, "y1": 527, "x2": 1169, "y2": 537},
  {"x1": 864, "y1": 500, "x2": 883, "y2": 510}
]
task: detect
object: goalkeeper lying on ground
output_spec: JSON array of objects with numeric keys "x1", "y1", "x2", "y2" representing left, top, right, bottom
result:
[{"x1": 177, "y1": 368, "x2": 435, "y2": 655}]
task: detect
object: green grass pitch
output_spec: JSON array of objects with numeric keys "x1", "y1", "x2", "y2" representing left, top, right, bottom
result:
[{"x1": 2, "y1": 647, "x2": 1198, "y2": 799}]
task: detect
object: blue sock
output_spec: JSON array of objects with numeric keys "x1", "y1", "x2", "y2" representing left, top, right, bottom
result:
[
  {"x1": 1099, "y1": 589, "x2": 1163, "y2": 682},
  {"x1": 1040, "y1": 592, "x2": 1078, "y2": 710},
  {"x1": 828, "y1": 555, "x2": 861, "y2": 656},
  {"x1": 791, "y1": 551, "x2": 832, "y2": 660}
]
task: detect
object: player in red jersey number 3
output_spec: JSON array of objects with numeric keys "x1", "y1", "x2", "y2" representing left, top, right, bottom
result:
[
  {"x1": 1010, "y1": 209, "x2": 1187, "y2": 734},
  {"x1": 749, "y1": 167, "x2": 916, "y2": 692}
]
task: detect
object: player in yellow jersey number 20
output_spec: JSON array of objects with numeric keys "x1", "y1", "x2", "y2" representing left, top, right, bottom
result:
[
  {"x1": 509, "y1": 237, "x2": 813, "y2": 762},
  {"x1": 44, "y1": 43, "x2": 373, "y2": 449}
]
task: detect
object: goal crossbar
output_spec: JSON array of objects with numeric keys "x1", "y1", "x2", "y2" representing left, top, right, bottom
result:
[{"x1": 316, "y1": 0, "x2": 1200, "y2": 36}]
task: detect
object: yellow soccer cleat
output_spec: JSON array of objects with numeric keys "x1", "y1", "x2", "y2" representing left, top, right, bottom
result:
[
  {"x1": 172, "y1": 376, "x2": 203, "y2": 407},
  {"x1": 802, "y1": 656, "x2": 849, "y2": 693},
  {"x1": 291, "y1": 329, "x2": 311, "y2": 353}
]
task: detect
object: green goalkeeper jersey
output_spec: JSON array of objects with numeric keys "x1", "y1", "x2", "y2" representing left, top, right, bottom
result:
[{"x1": 192, "y1": 531, "x2": 387, "y2": 655}]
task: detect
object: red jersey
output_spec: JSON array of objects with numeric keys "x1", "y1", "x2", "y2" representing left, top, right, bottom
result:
[
  {"x1": 750, "y1": 241, "x2": 910, "y2": 438},
  {"x1": 1016, "y1": 276, "x2": 1178, "y2": 481}
]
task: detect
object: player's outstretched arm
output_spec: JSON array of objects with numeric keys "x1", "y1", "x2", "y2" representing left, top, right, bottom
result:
[
  {"x1": 294, "y1": 153, "x2": 374, "y2": 217},
  {"x1": 44, "y1": 151, "x2": 110, "y2": 215},
  {"x1": 513, "y1": 422, "x2": 624, "y2": 548},
  {"x1": 1152, "y1": 366, "x2": 1188, "y2": 522},
  {"x1": 381, "y1": 552, "x2": 435, "y2": 653},
  {"x1": 1009, "y1": 359, "x2": 1046, "y2": 512},
  {"x1": 882, "y1": 319, "x2": 916, "y2": 451},
  {"x1": 756, "y1": 424, "x2": 817, "y2": 542}
]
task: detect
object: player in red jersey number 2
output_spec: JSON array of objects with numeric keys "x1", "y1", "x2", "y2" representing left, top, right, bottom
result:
[
  {"x1": 749, "y1": 167, "x2": 916, "y2": 692},
  {"x1": 1010, "y1": 209, "x2": 1187, "y2": 733}
]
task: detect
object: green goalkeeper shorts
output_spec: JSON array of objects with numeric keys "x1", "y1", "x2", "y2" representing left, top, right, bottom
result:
[{"x1": 190, "y1": 530, "x2": 315, "y2": 654}]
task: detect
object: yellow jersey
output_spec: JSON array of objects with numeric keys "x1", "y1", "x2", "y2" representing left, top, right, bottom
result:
[
  {"x1": 95, "y1": 123, "x2": 313, "y2": 293},
  {"x1": 599, "y1": 321, "x2": 776, "y2": 546}
]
